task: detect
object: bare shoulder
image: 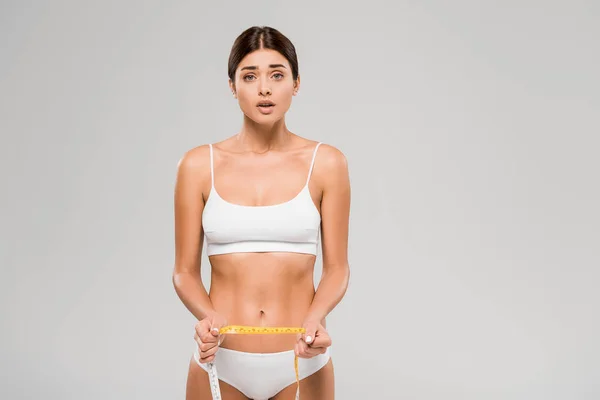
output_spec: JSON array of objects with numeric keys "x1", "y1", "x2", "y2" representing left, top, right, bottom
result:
[
  {"x1": 175, "y1": 144, "x2": 212, "y2": 188},
  {"x1": 315, "y1": 143, "x2": 349, "y2": 183},
  {"x1": 177, "y1": 144, "x2": 211, "y2": 170},
  {"x1": 317, "y1": 143, "x2": 347, "y2": 166}
]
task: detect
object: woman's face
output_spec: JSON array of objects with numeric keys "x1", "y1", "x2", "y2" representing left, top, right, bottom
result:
[{"x1": 229, "y1": 48, "x2": 299, "y2": 124}]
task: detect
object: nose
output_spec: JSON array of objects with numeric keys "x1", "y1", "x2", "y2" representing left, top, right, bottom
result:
[{"x1": 259, "y1": 86, "x2": 272, "y2": 96}]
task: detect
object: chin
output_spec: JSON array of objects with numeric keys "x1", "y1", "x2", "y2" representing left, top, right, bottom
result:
[{"x1": 251, "y1": 113, "x2": 282, "y2": 123}]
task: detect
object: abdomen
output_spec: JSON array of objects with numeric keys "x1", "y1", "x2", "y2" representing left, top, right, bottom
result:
[{"x1": 208, "y1": 252, "x2": 318, "y2": 353}]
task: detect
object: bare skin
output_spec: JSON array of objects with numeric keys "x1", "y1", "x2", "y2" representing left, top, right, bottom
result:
[{"x1": 173, "y1": 48, "x2": 350, "y2": 400}]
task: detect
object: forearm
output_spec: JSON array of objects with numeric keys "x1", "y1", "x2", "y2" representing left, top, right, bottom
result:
[
  {"x1": 172, "y1": 270, "x2": 217, "y2": 321},
  {"x1": 305, "y1": 265, "x2": 350, "y2": 322}
]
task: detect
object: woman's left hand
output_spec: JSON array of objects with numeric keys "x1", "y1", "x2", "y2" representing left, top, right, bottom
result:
[{"x1": 295, "y1": 320, "x2": 332, "y2": 359}]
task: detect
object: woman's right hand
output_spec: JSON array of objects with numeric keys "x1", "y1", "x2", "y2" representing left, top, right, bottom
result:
[{"x1": 194, "y1": 313, "x2": 227, "y2": 363}]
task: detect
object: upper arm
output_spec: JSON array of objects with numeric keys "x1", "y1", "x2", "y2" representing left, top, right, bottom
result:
[
  {"x1": 173, "y1": 145, "x2": 211, "y2": 275},
  {"x1": 317, "y1": 144, "x2": 351, "y2": 269}
]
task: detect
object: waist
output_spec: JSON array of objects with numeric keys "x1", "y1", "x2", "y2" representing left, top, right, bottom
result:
[{"x1": 207, "y1": 253, "x2": 319, "y2": 352}]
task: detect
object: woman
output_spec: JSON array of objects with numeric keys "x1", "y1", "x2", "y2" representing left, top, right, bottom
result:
[{"x1": 173, "y1": 26, "x2": 351, "y2": 400}]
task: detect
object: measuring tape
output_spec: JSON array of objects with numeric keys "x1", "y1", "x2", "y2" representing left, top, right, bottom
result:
[{"x1": 206, "y1": 325, "x2": 306, "y2": 400}]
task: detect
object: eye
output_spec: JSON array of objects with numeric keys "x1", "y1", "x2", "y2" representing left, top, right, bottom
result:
[
  {"x1": 243, "y1": 75, "x2": 256, "y2": 81},
  {"x1": 272, "y1": 73, "x2": 284, "y2": 80}
]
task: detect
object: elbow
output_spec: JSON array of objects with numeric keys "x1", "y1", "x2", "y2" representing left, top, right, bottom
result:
[
  {"x1": 172, "y1": 270, "x2": 184, "y2": 294},
  {"x1": 172, "y1": 270, "x2": 199, "y2": 302},
  {"x1": 341, "y1": 264, "x2": 350, "y2": 294},
  {"x1": 172, "y1": 269, "x2": 183, "y2": 286},
  {"x1": 172, "y1": 268, "x2": 197, "y2": 291}
]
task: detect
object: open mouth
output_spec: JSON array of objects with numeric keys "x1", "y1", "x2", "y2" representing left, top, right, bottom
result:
[{"x1": 257, "y1": 101, "x2": 275, "y2": 114}]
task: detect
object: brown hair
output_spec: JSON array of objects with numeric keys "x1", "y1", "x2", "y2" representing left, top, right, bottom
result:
[{"x1": 228, "y1": 26, "x2": 299, "y2": 84}]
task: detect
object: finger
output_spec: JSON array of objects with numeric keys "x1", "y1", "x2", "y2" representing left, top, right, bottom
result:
[
  {"x1": 303, "y1": 326, "x2": 317, "y2": 345},
  {"x1": 312, "y1": 334, "x2": 332, "y2": 349},
  {"x1": 201, "y1": 336, "x2": 218, "y2": 346},
  {"x1": 200, "y1": 343, "x2": 219, "y2": 358},
  {"x1": 297, "y1": 339, "x2": 311, "y2": 359},
  {"x1": 299, "y1": 348, "x2": 322, "y2": 358},
  {"x1": 209, "y1": 326, "x2": 223, "y2": 345},
  {"x1": 301, "y1": 347, "x2": 324, "y2": 358},
  {"x1": 200, "y1": 354, "x2": 216, "y2": 363},
  {"x1": 194, "y1": 333, "x2": 203, "y2": 345},
  {"x1": 199, "y1": 341, "x2": 218, "y2": 352},
  {"x1": 196, "y1": 320, "x2": 211, "y2": 339},
  {"x1": 195, "y1": 323, "x2": 204, "y2": 337},
  {"x1": 200, "y1": 331, "x2": 218, "y2": 344}
]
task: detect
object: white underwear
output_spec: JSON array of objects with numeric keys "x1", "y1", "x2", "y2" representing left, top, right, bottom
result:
[{"x1": 193, "y1": 343, "x2": 331, "y2": 400}]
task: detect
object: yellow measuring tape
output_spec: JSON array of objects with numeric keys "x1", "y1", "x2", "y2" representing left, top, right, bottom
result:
[{"x1": 207, "y1": 325, "x2": 306, "y2": 400}]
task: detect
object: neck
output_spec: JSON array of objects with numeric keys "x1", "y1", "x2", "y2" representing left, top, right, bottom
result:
[{"x1": 235, "y1": 115, "x2": 293, "y2": 153}]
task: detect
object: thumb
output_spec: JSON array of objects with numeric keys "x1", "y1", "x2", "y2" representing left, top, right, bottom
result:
[
  {"x1": 303, "y1": 322, "x2": 318, "y2": 345},
  {"x1": 210, "y1": 316, "x2": 224, "y2": 337}
]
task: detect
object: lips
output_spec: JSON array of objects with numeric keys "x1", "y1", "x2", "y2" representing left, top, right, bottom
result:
[{"x1": 257, "y1": 101, "x2": 275, "y2": 114}]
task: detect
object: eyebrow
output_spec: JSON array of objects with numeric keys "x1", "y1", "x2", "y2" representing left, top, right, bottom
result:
[{"x1": 240, "y1": 64, "x2": 288, "y2": 71}]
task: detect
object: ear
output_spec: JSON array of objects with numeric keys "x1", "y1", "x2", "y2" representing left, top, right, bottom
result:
[
  {"x1": 293, "y1": 74, "x2": 301, "y2": 96},
  {"x1": 228, "y1": 79, "x2": 237, "y2": 98}
]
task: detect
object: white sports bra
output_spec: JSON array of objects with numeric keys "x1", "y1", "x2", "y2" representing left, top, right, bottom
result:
[{"x1": 202, "y1": 142, "x2": 322, "y2": 256}]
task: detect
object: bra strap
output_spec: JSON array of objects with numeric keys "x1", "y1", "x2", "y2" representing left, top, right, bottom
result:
[
  {"x1": 208, "y1": 143, "x2": 215, "y2": 188},
  {"x1": 306, "y1": 142, "x2": 322, "y2": 185}
]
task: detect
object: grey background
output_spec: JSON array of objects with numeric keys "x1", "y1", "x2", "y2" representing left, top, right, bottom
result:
[{"x1": 1, "y1": 1, "x2": 599, "y2": 399}]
